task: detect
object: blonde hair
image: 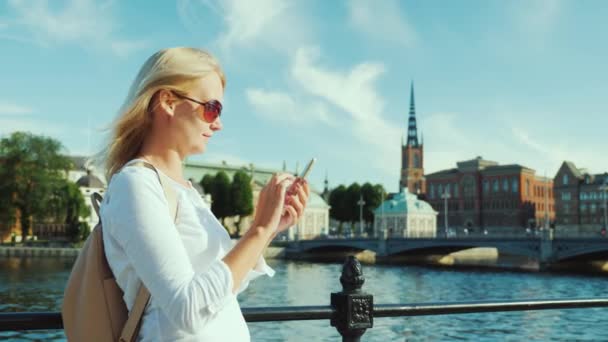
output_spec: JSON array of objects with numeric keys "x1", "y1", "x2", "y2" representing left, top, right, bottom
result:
[{"x1": 99, "y1": 47, "x2": 225, "y2": 180}]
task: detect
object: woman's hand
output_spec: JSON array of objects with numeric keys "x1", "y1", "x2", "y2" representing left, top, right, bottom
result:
[
  {"x1": 252, "y1": 173, "x2": 295, "y2": 232},
  {"x1": 276, "y1": 178, "x2": 310, "y2": 233}
]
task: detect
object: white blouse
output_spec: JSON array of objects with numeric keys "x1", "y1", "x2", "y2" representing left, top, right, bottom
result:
[{"x1": 100, "y1": 160, "x2": 274, "y2": 341}]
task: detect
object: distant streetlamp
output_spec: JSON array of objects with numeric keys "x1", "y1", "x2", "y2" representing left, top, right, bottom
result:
[
  {"x1": 600, "y1": 182, "x2": 608, "y2": 234},
  {"x1": 357, "y1": 194, "x2": 366, "y2": 237},
  {"x1": 441, "y1": 190, "x2": 451, "y2": 237}
]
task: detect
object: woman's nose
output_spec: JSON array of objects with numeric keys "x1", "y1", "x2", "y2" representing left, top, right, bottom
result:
[{"x1": 211, "y1": 117, "x2": 223, "y2": 131}]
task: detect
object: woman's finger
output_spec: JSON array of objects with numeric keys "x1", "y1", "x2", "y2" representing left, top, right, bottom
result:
[
  {"x1": 272, "y1": 173, "x2": 295, "y2": 187},
  {"x1": 295, "y1": 183, "x2": 308, "y2": 204},
  {"x1": 287, "y1": 195, "x2": 304, "y2": 218},
  {"x1": 284, "y1": 206, "x2": 298, "y2": 226}
]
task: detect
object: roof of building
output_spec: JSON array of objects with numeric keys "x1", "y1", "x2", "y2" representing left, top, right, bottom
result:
[
  {"x1": 456, "y1": 156, "x2": 499, "y2": 171},
  {"x1": 425, "y1": 168, "x2": 459, "y2": 178},
  {"x1": 374, "y1": 190, "x2": 436, "y2": 215},
  {"x1": 308, "y1": 191, "x2": 330, "y2": 209},
  {"x1": 562, "y1": 161, "x2": 584, "y2": 179},
  {"x1": 76, "y1": 171, "x2": 105, "y2": 188},
  {"x1": 184, "y1": 159, "x2": 286, "y2": 188},
  {"x1": 560, "y1": 161, "x2": 608, "y2": 185}
]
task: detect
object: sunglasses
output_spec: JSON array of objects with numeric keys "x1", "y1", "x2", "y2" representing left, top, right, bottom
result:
[{"x1": 172, "y1": 92, "x2": 223, "y2": 123}]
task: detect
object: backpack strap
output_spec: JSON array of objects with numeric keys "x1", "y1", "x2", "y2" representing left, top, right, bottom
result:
[{"x1": 118, "y1": 160, "x2": 179, "y2": 342}]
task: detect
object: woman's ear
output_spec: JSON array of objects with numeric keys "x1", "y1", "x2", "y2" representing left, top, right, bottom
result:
[{"x1": 157, "y1": 89, "x2": 177, "y2": 117}]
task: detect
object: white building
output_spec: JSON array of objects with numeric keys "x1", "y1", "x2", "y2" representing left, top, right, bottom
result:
[
  {"x1": 184, "y1": 159, "x2": 331, "y2": 239},
  {"x1": 374, "y1": 190, "x2": 437, "y2": 238},
  {"x1": 68, "y1": 157, "x2": 107, "y2": 227},
  {"x1": 285, "y1": 191, "x2": 331, "y2": 240}
]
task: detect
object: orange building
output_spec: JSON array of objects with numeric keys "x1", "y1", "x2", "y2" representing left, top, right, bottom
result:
[
  {"x1": 425, "y1": 157, "x2": 555, "y2": 231},
  {"x1": 399, "y1": 83, "x2": 426, "y2": 195}
]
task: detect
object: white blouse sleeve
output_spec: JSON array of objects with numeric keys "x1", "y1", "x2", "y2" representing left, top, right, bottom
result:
[
  {"x1": 103, "y1": 167, "x2": 233, "y2": 334},
  {"x1": 237, "y1": 256, "x2": 275, "y2": 294}
]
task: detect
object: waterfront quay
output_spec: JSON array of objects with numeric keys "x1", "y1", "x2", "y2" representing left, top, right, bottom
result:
[{"x1": 5, "y1": 229, "x2": 607, "y2": 273}]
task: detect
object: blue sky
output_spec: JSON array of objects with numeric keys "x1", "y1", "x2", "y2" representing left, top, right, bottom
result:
[{"x1": 1, "y1": 0, "x2": 606, "y2": 192}]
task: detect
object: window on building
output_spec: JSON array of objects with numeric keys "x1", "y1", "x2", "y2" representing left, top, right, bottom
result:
[
  {"x1": 414, "y1": 154, "x2": 420, "y2": 168},
  {"x1": 503, "y1": 179, "x2": 509, "y2": 192},
  {"x1": 453, "y1": 184, "x2": 459, "y2": 198},
  {"x1": 493, "y1": 180, "x2": 499, "y2": 192},
  {"x1": 512, "y1": 179, "x2": 519, "y2": 193},
  {"x1": 484, "y1": 180, "x2": 489, "y2": 193},
  {"x1": 591, "y1": 203, "x2": 597, "y2": 213},
  {"x1": 580, "y1": 192, "x2": 587, "y2": 201},
  {"x1": 581, "y1": 203, "x2": 587, "y2": 213},
  {"x1": 438, "y1": 184, "x2": 443, "y2": 196},
  {"x1": 446, "y1": 184, "x2": 451, "y2": 196},
  {"x1": 429, "y1": 184, "x2": 435, "y2": 199},
  {"x1": 462, "y1": 175, "x2": 476, "y2": 198},
  {"x1": 525, "y1": 180, "x2": 530, "y2": 196},
  {"x1": 564, "y1": 204, "x2": 570, "y2": 214},
  {"x1": 562, "y1": 192, "x2": 571, "y2": 201},
  {"x1": 563, "y1": 174, "x2": 569, "y2": 185}
]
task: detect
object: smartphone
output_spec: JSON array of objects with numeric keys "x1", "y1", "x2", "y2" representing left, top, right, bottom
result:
[{"x1": 299, "y1": 158, "x2": 316, "y2": 179}]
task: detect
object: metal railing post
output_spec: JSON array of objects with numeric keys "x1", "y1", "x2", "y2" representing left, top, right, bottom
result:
[{"x1": 330, "y1": 256, "x2": 373, "y2": 341}]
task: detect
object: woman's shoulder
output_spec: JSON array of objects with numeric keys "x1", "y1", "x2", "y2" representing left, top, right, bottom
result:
[{"x1": 107, "y1": 162, "x2": 164, "y2": 197}]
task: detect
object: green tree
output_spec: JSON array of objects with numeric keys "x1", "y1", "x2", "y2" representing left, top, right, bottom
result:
[
  {"x1": 329, "y1": 185, "x2": 348, "y2": 234},
  {"x1": 62, "y1": 182, "x2": 91, "y2": 242},
  {"x1": 329, "y1": 185, "x2": 346, "y2": 220},
  {"x1": 230, "y1": 170, "x2": 253, "y2": 237},
  {"x1": 199, "y1": 174, "x2": 215, "y2": 198},
  {"x1": 361, "y1": 183, "x2": 386, "y2": 235},
  {"x1": 345, "y1": 182, "x2": 361, "y2": 226},
  {"x1": 211, "y1": 171, "x2": 231, "y2": 225},
  {"x1": 0, "y1": 132, "x2": 72, "y2": 238}
]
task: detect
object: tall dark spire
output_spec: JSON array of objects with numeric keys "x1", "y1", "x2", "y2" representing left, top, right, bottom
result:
[{"x1": 406, "y1": 82, "x2": 419, "y2": 147}]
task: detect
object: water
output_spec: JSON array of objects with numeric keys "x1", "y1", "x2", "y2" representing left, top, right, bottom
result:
[{"x1": 1, "y1": 256, "x2": 608, "y2": 341}]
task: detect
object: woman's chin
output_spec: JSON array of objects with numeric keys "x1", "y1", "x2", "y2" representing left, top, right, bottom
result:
[{"x1": 190, "y1": 144, "x2": 207, "y2": 155}]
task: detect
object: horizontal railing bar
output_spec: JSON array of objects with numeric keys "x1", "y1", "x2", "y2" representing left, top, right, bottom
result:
[
  {"x1": 2, "y1": 298, "x2": 608, "y2": 331},
  {"x1": 242, "y1": 305, "x2": 333, "y2": 322},
  {"x1": 0, "y1": 312, "x2": 62, "y2": 332},
  {"x1": 374, "y1": 298, "x2": 608, "y2": 317}
]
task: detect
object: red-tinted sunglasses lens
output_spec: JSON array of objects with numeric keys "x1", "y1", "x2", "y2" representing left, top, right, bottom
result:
[{"x1": 202, "y1": 100, "x2": 222, "y2": 123}]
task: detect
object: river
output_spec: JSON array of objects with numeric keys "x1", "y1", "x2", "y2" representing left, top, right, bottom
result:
[{"x1": 1, "y1": 256, "x2": 607, "y2": 341}]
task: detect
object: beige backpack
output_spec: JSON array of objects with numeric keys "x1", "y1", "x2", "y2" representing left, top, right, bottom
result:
[{"x1": 62, "y1": 161, "x2": 178, "y2": 342}]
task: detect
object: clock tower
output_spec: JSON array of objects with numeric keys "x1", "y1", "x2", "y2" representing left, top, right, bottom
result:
[{"x1": 399, "y1": 82, "x2": 426, "y2": 195}]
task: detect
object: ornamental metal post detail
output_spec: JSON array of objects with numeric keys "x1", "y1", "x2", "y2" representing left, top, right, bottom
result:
[{"x1": 331, "y1": 256, "x2": 373, "y2": 341}]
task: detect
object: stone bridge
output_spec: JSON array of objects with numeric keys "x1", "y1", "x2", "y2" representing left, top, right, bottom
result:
[{"x1": 286, "y1": 236, "x2": 608, "y2": 264}]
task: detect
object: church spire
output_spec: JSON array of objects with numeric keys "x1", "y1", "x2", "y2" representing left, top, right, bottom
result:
[{"x1": 406, "y1": 81, "x2": 419, "y2": 147}]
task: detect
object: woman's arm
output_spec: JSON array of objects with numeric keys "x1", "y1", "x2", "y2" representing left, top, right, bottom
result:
[
  {"x1": 104, "y1": 167, "x2": 233, "y2": 334},
  {"x1": 222, "y1": 174, "x2": 309, "y2": 292}
]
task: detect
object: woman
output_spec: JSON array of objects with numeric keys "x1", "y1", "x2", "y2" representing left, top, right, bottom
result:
[{"x1": 99, "y1": 47, "x2": 309, "y2": 341}]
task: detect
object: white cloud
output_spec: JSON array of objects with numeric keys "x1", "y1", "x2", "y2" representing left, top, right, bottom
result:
[
  {"x1": 0, "y1": 102, "x2": 34, "y2": 115},
  {"x1": 246, "y1": 88, "x2": 335, "y2": 126},
  {"x1": 289, "y1": 46, "x2": 402, "y2": 174},
  {"x1": 178, "y1": 0, "x2": 312, "y2": 55},
  {"x1": 347, "y1": 0, "x2": 416, "y2": 47},
  {"x1": 0, "y1": 117, "x2": 67, "y2": 136},
  {"x1": 2, "y1": 0, "x2": 146, "y2": 56},
  {"x1": 510, "y1": 125, "x2": 607, "y2": 175},
  {"x1": 512, "y1": 0, "x2": 561, "y2": 37}
]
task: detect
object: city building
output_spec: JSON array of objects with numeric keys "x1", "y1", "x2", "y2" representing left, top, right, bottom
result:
[
  {"x1": 68, "y1": 157, "x2": 107, "y2": 227},
  {"x1": 425, "y1": 157, "x2": 555, "y2": 231},
  {"x1": 373, "y1": 189, "x2": 437, "y2": 237},
  {"x1": 399, "y1": 83, "x2": 426, "y2": 195},
  {"x1": 553, "y1": 161, "x2": 608, "y2": 229},
  {"x1": 184, "y1": 159, "x2": 330, "y2": 239}
]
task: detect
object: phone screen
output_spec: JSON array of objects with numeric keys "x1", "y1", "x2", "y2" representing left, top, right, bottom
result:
[{"x1": 300, "y1": 158, "x2": 316, "y2": 179}]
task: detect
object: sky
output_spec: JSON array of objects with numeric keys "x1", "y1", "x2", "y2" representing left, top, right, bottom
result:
[{"x1": 1, "y1": 0, "x2": 607, "y2": 193}]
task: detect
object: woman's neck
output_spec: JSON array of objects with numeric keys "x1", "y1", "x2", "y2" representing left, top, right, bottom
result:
[{"x1": 138, "y1": 140, "x2": 189, "y2": 188}]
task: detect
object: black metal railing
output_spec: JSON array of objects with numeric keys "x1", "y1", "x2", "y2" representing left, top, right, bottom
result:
[{"x1": 2, "y1": 256, "x2": 608, "y2": 341}]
